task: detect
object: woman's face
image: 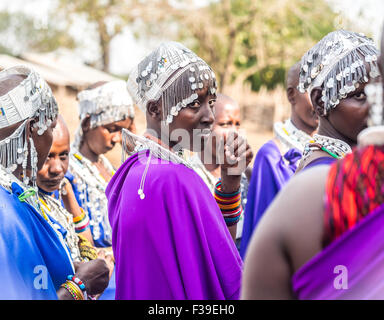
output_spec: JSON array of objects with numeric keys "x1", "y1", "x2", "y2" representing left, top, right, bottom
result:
[
  {"x1": 326, "y1": 83, "x2": 370, "y2": 143},
  {"x1": 167, "y1": 86, "x2": 216, "y2": 152},
  {"x1": 36, "y1": 121, "x2": 70, "y2": 193},
  {"x1": 208, "y1": 99, "x2": 241, "y2": 159},
  {"x1": 84, "y1": 118, "x2": 133, "y2": 156}
]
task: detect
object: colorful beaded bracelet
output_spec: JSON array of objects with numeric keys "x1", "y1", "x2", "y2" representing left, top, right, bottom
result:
[
  {"x1": 214, "y1": 180, "x2": 242, "y2": 226},
  {"x1": 61, "y1": 281, "x2": 84, "y2": 300},
  {"x1": 73, "y1": 209, "x2": 90, "y2": 233},
  {"x1": 67, "y1": 275, "x2": 86, "y2": 291}
]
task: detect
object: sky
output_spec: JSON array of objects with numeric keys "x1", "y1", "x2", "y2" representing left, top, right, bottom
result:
[{"x1": 0, "y1": 0, "x2": 383, "y2": 75}]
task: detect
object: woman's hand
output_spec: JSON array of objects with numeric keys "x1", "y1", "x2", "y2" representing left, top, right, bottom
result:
[
  {"x1": 220, "y1": 131, "x2": 253, "y2": 193},
  {"x1": 97, "y1": 248, "x2": 115, "y2": 279},
  {"x1": 73, "y1": 259, "x2": 110, "y2": 296}
]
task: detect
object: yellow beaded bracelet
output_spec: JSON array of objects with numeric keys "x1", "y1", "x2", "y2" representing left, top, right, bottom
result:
[{"x1": 61, "y1": 280, "x2": 84, "y2": 300}]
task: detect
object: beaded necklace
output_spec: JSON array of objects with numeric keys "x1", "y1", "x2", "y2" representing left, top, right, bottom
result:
[
  {"x1": 0, "y1": 166, "x2": 74, "y2": 270},
  {"x1": 273, "y1": 119, "x2": 312, "y2": 152},
  {"x1": 302, "y1": 134, "x2": 352, "y2": 160},
  {"x1": 0, "y1": 166, "x2": 41, "y2": 209},
  {"x1": 38, "y1": 192, "x2": 82, "y2": 262},
  {"x1": 122, "y1": 129, "x2": 195, "y2": 200},
  {"x1": 68, "y1": 149, "x2": 113, "y2": 245},
  {"x1": 122, "y1": 129, "x2": 194, "y2": 169}
]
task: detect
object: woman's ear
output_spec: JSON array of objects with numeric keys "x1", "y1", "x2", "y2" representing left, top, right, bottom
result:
[
  {"x1": 147, "y1": 99, "x2": 162, "y2": 120},
  {"x1": 81, "y1": 115, "x2": 91, "y2": 133},
  {"x1": 26, "y1": 118, "x2": 35, "y2": 138},
  {"x1": 310, "y1": 87, "x2": 325, "y2": 117},
  {"x1": 286, "y1": 87, "x2": 296, "y2": 106}
]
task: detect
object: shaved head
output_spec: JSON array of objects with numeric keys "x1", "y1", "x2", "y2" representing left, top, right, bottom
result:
[
  {"x1": 286, "y1": 62, "x2": 301, "y2": 90},
  {"x1": 214, "y1": 93, "x2": 239, "y2": 116},
  {"x1": 53, "y1": 115, "x2": 70, "y2": 144}
]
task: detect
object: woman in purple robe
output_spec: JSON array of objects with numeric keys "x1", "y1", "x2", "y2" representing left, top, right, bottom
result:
[
  {"x1": 295, "y1": 30, "x2": 380, "y2": 172},
  {"x1": 241, "y1": 29, "x2": 383, "y2": 300},
  {"x1": 107, "y1": 42, "x2": 251, "y2": 300}
]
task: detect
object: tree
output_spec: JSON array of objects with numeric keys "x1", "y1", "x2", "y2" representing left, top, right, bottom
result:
[
  {"x1": 170, "y1": 0, "x2": 339, "y2": 92},
  {"x1": 0, "y1": 10, "x2": 75, "y2": 56},
  {"x1": 58, "y1": 0, "x2": 175, "y2": 72},
  {"x1": 54, "y1": 0, "x2": 341, "y2": 89}
]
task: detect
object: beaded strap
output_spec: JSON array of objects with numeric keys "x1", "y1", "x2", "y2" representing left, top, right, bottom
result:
[
  {"x1": 303, "y1": 134, "x2": 352, "y2": 161},
  {"x1": 214, "y1": 180, "x2": 242, "y2": 226},
  {"x1": 306, "y1": 142, "x2": 341, "y2": 159}
]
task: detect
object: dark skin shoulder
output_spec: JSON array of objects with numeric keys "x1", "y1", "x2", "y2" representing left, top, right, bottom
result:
[{"x1": 241, "y1": 165, "x2": 329, "y2": 299}]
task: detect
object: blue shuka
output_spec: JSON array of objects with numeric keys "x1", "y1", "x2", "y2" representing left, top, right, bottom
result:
[{"x1": 0, "y1": 183, "x2": 74, "y2": 299}]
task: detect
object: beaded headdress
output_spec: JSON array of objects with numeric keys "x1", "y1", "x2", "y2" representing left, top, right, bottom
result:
[
  {"x1": 73, "y1": 80, "x2": 134, "y2": 149},
  {"x1": 358, "y1": 75, "x2": 384, "y2": 146},
  {"x1": 298, "y1": 30, "x2": 380, "y2": 115},
  {"x1": 126, "y1": 41, "x2": 217, "y2": 124},
  {"x1": 0, "y1": 65, "x2": 58, "y2": 186}
]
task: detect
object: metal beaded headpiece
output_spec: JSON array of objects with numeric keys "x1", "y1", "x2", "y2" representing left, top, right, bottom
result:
[
  {"x1": 0, "y1": 65, "x2": 58, "y2": 186},
  {"x1": 298, "y1": 30, "x2": 380, "y2": 116},
  {"x1": 358, "y1": 72, "x2": 384, "y2": 146},
  {"x1": 126, "y1": 41, "x2": 217, "y2": 124},
  {"x1": 73, "y1": 80, "x2": 134, "y2": 150}
]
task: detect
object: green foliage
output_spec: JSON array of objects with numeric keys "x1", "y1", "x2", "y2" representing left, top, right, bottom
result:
[
  {"x1": 0, "y1": 0, "x2": 345, "y2": 91},
  {"x1": 173, "y1": 0, "x2": 340, "y2": 91}
]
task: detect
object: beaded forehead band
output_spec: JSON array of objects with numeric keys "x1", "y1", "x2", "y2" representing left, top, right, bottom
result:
[
  {"x1": 73, "y1": 80, "x2": 134, "y2": 150},
  {"x1": 0, "y1": 65, "x2": 58, "y2": 186},
  {"x1": 0, "y1": 65, "x2": 58, "y2": 131},
  {"x1": 127, "y1": 41, "x2": 217, "y2": 124},
  {"x1": 298, "y1": 30, "x2": 380, "y2": 115},
  {"x1": 78, "y1": 80, "x2": 134, "y2": 128}
]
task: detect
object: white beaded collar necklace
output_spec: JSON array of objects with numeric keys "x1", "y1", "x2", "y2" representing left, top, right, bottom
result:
[
  {"x1": 274, "y1": 119, "x2": 312, "y2": 152},
  {"x1": 302, "y1": 134, "x2": 352, "y2": 160}
]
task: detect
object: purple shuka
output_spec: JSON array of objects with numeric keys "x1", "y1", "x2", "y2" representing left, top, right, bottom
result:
[
  {"x1": 292, "y1": 203, "x2": 384, "y2": 299},
  {"x1": 106, "y1": 150, "x2": 243, "y2": 300}
]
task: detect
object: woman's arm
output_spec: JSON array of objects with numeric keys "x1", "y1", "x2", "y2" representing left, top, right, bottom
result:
[{"x1": 60, "y1": 179, "x2": 95, "y2": 246}]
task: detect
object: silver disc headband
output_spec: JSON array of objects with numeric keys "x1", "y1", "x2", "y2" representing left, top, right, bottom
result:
[
  {"x1": 77, "y1": 80, "x2": 134, "y2": 128},
  {"x1": 73, "y1": 80, "x2": 135, "y2": 150},
  {"x1": 0, "y1": 65, "x2": 58, "y2": 131},
  {"x1": 127, "y1": 41, "x2": 217, "y2": 124},
  {"x1": 0, "y1": 65, "x2": 58, "y2": 186},
  {"x1": 298, "y1": 30, "x2": 380, "y2": 115}
]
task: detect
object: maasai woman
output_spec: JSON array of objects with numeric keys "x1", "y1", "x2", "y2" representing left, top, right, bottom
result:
[
  {"x1": 37, "y1": 115, "x2": 100, "y2": 263},
  {"x1": 69, "y1": 80, "x2": 135, "y2": 248},
  {"x1": 108, "y1": 42, "x2": 249, "y2": 299},
  {"x1": 241, "y1": 28, "x2": 384, "y2": 300},
  {"x1": 0, "y1": 66, "x2": 109, "y2": 299},
  {"x1": 296, "y1": 30, "x2": 380, "y2": 172}
]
